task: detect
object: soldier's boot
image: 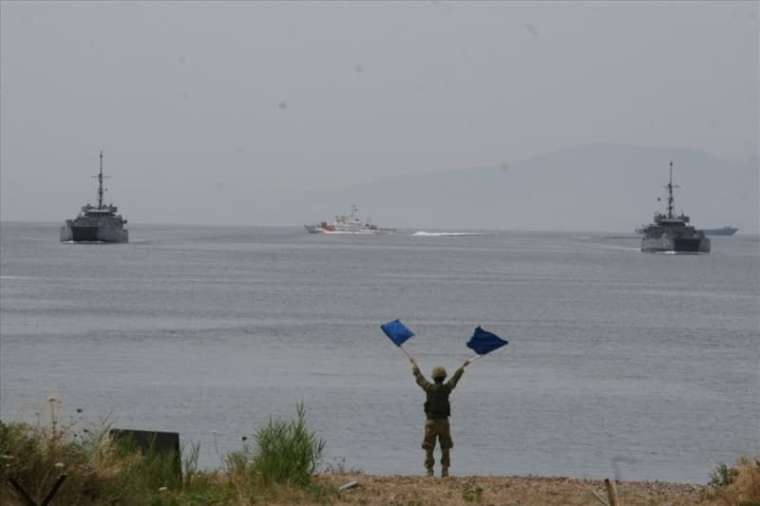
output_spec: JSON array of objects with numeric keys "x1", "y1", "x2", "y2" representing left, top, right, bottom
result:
[
  {"x1": 441, "y1": 448, "x2": 451, "y2": 478},
  {"x1": 425, "y1": 448, "x2": 435, "y2": 477}
]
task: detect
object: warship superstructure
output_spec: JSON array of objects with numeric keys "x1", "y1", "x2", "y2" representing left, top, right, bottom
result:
[
  {"x1": 637, "y1": 162, "x2": 709, "y2": 253},
  {"x1": 305, "y1": 205, "x2": 394, "y2": 235},
  {"x1": 60, "y1": 151, "x2": 129, "y2": 243}
]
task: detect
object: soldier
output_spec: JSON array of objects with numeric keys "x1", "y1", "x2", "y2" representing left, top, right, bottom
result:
[{"x1": 410, "y1": 357, "x2": 471, "y2": 477}]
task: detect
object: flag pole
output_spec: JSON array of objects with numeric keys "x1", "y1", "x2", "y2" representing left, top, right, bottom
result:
[
  {"x1": 467, "y1": 349, "x2": 508, "y2": 364},
  {"x1": 467, "y1": 354, "x2": 485, "y2": 363},
  {"x1": 400, "y1": 345, "x2": 416, "y2": 362}
]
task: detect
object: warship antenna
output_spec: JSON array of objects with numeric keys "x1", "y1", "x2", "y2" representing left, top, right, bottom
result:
[
  {"x1": 665, "y1": 161, "x2": 679, "y2": 219},
  {"x1": 97, "y1": 150, "x2": 105, "y2": 209}
]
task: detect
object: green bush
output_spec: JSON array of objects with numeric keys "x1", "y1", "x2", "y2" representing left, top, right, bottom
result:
[
  {"x1": 711, "y1": 462, "x2": 740, "y2": 487},
  {"x1": 227, "y1": 402, "x2": 325, "y2": 492},
  {"x1": 253, "y1": 403, "x2": 325, "y2": 487}
]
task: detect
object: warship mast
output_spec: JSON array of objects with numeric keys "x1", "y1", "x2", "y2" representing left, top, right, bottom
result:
[
  {"x1": 665, "y1": 161, "x2": 678, "y2": 219},
  {"x1": 97, "y1": 150, "x2": 105, "y2": 209}
]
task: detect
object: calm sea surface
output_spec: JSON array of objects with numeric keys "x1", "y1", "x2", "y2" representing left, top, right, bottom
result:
[{"x1": 1, "y1": 222, "x2": 758, "y2": 483}]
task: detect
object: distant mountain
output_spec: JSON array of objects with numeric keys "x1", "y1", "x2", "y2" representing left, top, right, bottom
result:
[{"x1": 295, "y1": 143, "x2": 759, "y2": 233}]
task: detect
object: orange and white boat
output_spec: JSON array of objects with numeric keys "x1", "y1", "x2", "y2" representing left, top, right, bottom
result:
[{"x1": 304, "y1": 205, "x2": 394, "y2": 235}]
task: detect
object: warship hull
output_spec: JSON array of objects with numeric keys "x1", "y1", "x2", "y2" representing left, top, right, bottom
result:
[
  {"x1": 60, "y1": 220, "x2": 129, "y2": 243},
  {"x1": 641, "y1": 235, "x2": 710, "y2": 253}
]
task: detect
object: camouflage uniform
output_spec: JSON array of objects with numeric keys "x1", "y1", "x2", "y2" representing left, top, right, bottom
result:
[{"x1": 413, "y1": 365, "x2": 465, "y2": 477}]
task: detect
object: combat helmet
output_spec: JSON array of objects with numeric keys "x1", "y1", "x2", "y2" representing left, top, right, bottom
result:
[{"x1": 432, "y1": 367, "x2": 447, "y2": 381}]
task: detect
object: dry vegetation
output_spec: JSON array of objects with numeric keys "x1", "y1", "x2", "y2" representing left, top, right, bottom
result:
[{"x1": 707, "y1": 456, "x2": 760, "y2": 506}]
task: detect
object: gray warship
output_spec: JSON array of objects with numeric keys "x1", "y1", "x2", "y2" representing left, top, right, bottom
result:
[
  {"x1": 702, "y1": 226, "x2": 739, "y2": 236},
  {"x1": 637, "y1": 162, "x2": 709, "y2": 253},
  {"x1": 60, "y1": 151, "x2": 129, "y2": 243}
]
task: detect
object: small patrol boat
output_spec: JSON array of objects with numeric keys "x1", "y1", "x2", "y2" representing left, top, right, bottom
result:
[
  {"x1": 60, "y1": 151, "x2": 129, "y2": 243},
  {"x1": 305, "y1": 205, "x2": 394, "y2": 235},
  {"x1": 637, "y1": 161, "x2": 709, "y2": 253}
]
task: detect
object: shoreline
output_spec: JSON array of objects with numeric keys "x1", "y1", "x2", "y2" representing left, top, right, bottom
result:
[
  {"x1": 2, "y1": 412, "x2": 754, "y2": 505},
  {"x1": 317, "y1": 473, "x2": 713, "y2": 505}
]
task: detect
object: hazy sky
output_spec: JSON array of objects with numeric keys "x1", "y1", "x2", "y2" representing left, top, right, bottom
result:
[{"x1": 1, "y1": 1, "x2": 757, "y2": 225}]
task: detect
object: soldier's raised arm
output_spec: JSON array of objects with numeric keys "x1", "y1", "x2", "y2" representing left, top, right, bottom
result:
[
  {"x1": 412, "y1": 361, "x2": 433, "y2": 391},
  {"x1": 445, "y1": 360, "x2": 470, "y2": 390}
]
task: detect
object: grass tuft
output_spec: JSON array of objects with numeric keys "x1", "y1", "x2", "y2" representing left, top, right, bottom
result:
[
  {"x1": 225, "y1": 402, "x2": 328, "y2": 502},
  {"x1": 253, "y1": 402, "x2": 325, "y2": 487},
  {"x1": 712, "y1": 462, "x2": 741, "y2": 487}
]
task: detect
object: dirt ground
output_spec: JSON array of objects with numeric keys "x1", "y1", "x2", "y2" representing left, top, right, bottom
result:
[{"x1": 317, "y1": 474, "x2": 716, "y2": 506}]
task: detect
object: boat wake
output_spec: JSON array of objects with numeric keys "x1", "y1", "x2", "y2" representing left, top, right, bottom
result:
[
  {"x1": 595, "y1": 244, "x2": 640, "y2": 252},
  {"x1": 412, "y1": 231, "x2": 484, "y2": 237},
  {"x1": 660, "y1": 250, "x2": 705, "y2": 255}
]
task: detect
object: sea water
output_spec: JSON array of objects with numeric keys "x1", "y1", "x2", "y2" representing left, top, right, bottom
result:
[{"x1": 1, "y1": 222, "x2": 758, "y2": 483}]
